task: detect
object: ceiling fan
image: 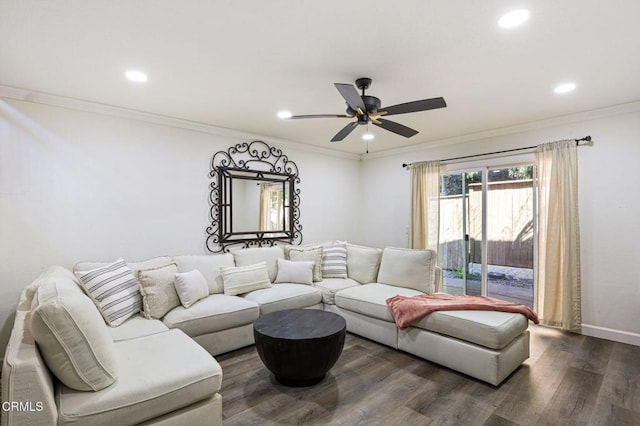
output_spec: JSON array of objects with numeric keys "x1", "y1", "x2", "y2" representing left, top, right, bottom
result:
[{"x1": 285, "y1": 78, "x2": 446, "y2": 142}]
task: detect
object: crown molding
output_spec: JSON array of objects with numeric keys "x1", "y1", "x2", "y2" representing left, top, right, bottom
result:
[
  {"x1": 4, "y1": 84, "x2": 638, "y2": 163},
  {"x1": 0, "y1": 85, "x2": 361, "y2": 161},
  {"x1": 361, "y1": 100, "x2": 640, "y2": 160}
]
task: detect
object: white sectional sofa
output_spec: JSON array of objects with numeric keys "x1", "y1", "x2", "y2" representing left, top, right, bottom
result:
[{"x1": 2, "y1": 243, "x2": 533, "y2": 426}]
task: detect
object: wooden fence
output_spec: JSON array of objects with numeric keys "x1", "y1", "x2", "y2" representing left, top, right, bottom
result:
[{"x1": 438, "y1": 180, "x2": 533, "y2": 270}]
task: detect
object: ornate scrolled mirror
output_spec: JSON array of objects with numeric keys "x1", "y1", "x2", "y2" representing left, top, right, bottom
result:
[{"x1": 206, "y1": 141, "x2": 302, "y2": 252}]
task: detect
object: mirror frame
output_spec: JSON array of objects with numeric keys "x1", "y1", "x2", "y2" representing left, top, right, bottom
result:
[{"x1": 206, "y1": 140, "x2": 302, "y2": 252}]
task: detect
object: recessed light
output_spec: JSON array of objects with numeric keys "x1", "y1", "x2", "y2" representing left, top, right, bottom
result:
[
  {"x1": 554, "y1": 82, "x2": 577, "y2": 94},
  {"x1": 362, "y1": 133, "x2": 374, "y2": 141},
  {"x1": 277, "y1": 110, "x2": 292, "y2": 119},
  {"x1": 498, "y1": 9, "x2": 530, "y2": 28},
  {"x1": 125, "y1": 70, "x2": 148, "y2": 82}
]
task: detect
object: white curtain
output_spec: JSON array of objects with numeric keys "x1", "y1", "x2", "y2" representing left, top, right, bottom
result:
[
  {"x1": 258, "y1": 183, "x2": 271, "y2": 232},
  {"x1": 259, "y1": 183, "x2": 284, "y2": 233},
  {"x1": 409, "y1": 161, "x2": 441, "y2": 252},
  {"x1": 535, "y1": 140, "x2": 581, "y2": 331}
]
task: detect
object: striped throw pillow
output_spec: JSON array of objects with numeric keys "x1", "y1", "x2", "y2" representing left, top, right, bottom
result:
[
  {"x1": 220, "y1": 262, "x2": 272, "y2": 296},
  {"x1": 75, "y1": 258, "x2": 141, "y2": 327},
  {"x1": 322, "y1": 242, "x2": 348, "y2": 278}
]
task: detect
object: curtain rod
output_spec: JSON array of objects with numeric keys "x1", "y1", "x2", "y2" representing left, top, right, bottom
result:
[{"x1": 402, "y1": 135, "x2": 592, "y2": 168}]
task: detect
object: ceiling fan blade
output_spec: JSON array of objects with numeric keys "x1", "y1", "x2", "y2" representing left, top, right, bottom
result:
[
  {"x1": 379, "y1": 97, "x2": 447, "y2": 116},
  {"x1": 330, "y1": 122, "x2": 358, "y2": 142},
  {"x1": 372, "y1": 118, "x2": 419, "y2": 138},
  {"x1": 334, "y1": 83, "x2": 366, "y2": 114},
  {"x1": 289, "y1": 114, "x2": 352, "y2": 119}
]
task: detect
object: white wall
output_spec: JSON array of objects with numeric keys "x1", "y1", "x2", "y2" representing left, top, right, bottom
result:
[
  {"x1": 359, "y1": 107, "x2": 640, "y2": 345},
  {"x1": 0, "y1": 98, "x2": 360, "y2": 356}
]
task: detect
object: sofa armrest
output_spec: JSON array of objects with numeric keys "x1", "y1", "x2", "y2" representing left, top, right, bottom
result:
[{"x1": 2, "y1": 309, "x2": 58, "y2": 426}]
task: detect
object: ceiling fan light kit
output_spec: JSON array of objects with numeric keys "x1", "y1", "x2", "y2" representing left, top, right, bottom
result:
[{"x1": 284, "y1": 78, "x2": 446, "y2": 143}]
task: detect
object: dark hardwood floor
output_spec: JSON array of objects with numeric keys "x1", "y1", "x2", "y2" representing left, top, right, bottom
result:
[{"x1": 216, "y1": 325, "x2": 640, "y2": 425}]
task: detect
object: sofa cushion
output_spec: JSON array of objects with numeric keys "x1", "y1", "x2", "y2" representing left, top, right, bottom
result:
[
  {"x1": 231, "y1": 246, "x2": 284, "y2": 282},
  {"x1": 347, "y1": 243, "x2": 382, "y2": 284},
  {"x1": 163, "y1": 294, "x2": 260, "y2": 336},
  {"x1": 172, "y1": 254, "x2": 235, "y2": 294},
  {"x1": 56, "y1": 329, "x2": 222, "y2": 426},
  {"x1": 221, "y1": 262, "x2": 272, "y2": 296},
  {"x1": 22, "y1": 266, "x2": 82, "y2": 310},
  {"x1": 107, "y1": 314, "x2": 169, "y2": 342},
  {"x1": 334, "y1": 283, "x2": 424, "y2": 322},
  {"x1": 322, "y1": 241, "x2": 348, "y2": 278},
  {"x1": 274, "y1": 258, "x2": 314, "y2": 285},
  {"x1": 30, "y1": 279, "x2": 118, "y2": 391},
  {"x1": 174, "y1": 270, "x2": 210, "y2": 308},
  {"x1": 75, "y1": 258, "x2": 142, "y2": 326},
  {"x1": 376, "y1": 247, "x2": 437, "y2": 293},
  {"x1": 409, "y1": 310, "x2": 529, "y2": 350},
  {"x1": 243, "y1": 284, "x2": 322, "y2": 314},
  {"x1": 286, "y1": 245, "x2": 324, "y2": 282},
  {"x1": 136, "y1": 262, "x2": 180, "y2": 319},
  {"x1": 313, "y1": 277, "x2": 360, "y2": 305}
]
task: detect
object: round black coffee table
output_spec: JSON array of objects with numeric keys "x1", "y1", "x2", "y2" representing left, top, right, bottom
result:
[{"x1": 253, "y1": 309, "x2": 346, "y2": 386}]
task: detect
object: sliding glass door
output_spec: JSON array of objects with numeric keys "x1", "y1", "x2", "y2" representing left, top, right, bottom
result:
[
  {"x1": 485, "y1": 166, "x2": 534, "y2": 307},
  {"x1": 439, "y1": 166, "x2": 534, "y2": 308},
  {"x1": 439, "y1": 170, "x2": 483, "y2": 296}
]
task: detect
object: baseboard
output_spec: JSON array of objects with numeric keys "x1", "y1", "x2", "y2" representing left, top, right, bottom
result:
[{"x1": 581, "y1": 324, "x2": 640, "y2": 346}]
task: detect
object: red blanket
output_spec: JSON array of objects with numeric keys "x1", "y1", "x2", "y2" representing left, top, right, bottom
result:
[{"x1": 386, "y1": 293, "x2": 539, "y2": 329}]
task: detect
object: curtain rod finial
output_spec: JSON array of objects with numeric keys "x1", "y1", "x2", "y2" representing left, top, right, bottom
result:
[{"x1": 576, "y1": 135, "x2": 593, "y2": 146}]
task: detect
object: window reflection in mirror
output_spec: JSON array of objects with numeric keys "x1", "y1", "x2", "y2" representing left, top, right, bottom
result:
[{"x1": 258, "y1": 183, "x2": 289, "y2": 232}]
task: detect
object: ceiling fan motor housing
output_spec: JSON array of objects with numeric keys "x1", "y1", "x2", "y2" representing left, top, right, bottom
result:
[{"x1": 346, "y1": 95, "x2": 381, "y2": 117}]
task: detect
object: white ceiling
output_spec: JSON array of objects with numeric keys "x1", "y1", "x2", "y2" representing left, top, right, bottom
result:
[{"x1": 1, "y1": 1, "x2": 639, "y2": 154}]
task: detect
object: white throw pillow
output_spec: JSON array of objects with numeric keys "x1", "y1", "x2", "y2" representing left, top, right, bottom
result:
[
  {"x1": 172, "y1": 254, "x2": 235, "y2": 294},
  {"x1": 75, "y1": 257, "x2": 141, "y2": 327},
  {"x1": 174, "y1": 270, "x2": 210, "y2": 308},
  {"x1": 274, "y1": 258, "x2": 314, "y2": 285},
  {"x1": 30, "y1": 279, "x2": 118, "y2": 391},
  {"x1": 221, "y1": 262, "x2": 272, "y2": 296},
  {"x1": 231, "y1": 246, "x2": 285, "y2": 282},
  {"x1": 322, "y1": 242, "x2": 348, "y2": 279},
  {"x1": 376, "y1": 247, "x2": 437, "y2": 293},
  {"x1": 136, "y1": 263, "x2": 180, "y2": 319},
  {"x1": 347, "y1": 243, "x2": 382, "y2": 284},
  {"x1": 286, "y1": 245, "x2": 323, "y2": 282}
]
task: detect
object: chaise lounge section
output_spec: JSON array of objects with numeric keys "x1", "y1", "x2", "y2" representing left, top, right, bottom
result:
[{"x1": 323, "y1": 245, "x2": 530, "y2": 386}]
